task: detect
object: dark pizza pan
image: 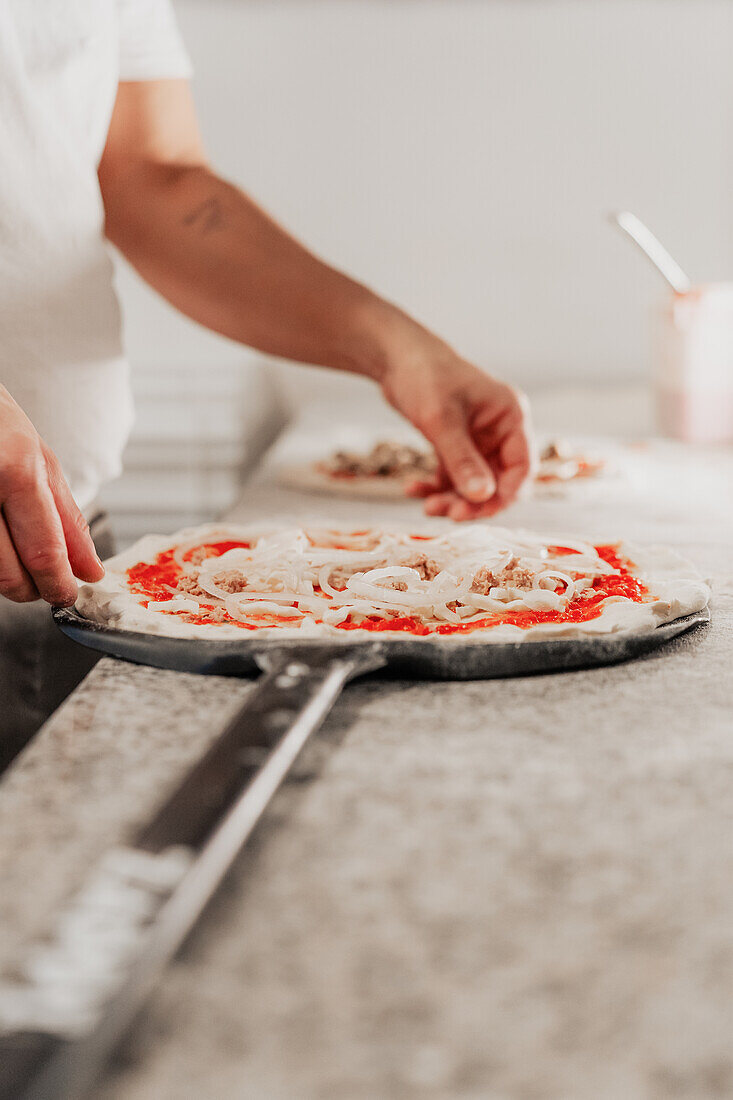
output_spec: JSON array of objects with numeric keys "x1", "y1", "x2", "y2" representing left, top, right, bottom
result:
[{"x1": 52, "y1": 604, "x2": 710, "y2": 681}]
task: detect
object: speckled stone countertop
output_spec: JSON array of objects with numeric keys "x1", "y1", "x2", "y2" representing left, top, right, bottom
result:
[{"x1": 1, "y1": 386, "x2": 732, "y2": 1100}]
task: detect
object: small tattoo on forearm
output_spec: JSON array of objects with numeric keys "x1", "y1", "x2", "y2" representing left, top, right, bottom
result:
[{"x1": 182, "y1": 196, "x2": 225, "y2": 234}]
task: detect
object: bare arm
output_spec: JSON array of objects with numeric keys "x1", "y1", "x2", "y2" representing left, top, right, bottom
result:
[{"x1": 99, "y1": 80, "x2": 532, "y2": 518}]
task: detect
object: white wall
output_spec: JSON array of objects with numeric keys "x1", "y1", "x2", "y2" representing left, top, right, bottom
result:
[{"x1": 116, "y1": 0, "x2": 733, "y2": 390}]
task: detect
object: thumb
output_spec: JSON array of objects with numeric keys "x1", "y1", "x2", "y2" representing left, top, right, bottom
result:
[{"x1": 428, "y1": 407, "x2": 497, "y2": 503}]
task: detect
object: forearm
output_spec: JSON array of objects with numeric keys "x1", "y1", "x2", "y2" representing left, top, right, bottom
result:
[
  {"x1": 101, "y1": 163, "x2": 444, "y2": 382},
  {"x1": 97, "y1": 80, "x2": 530, "y2": 517}
]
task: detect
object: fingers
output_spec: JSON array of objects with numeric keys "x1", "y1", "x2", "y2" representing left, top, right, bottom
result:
[
  {"x1": 0, "y1": 389, "x2": 97, "y2": 604},
  {"x1": 44, "y1": 448, "x2": 104, "y2": 582},
  {"x1": 428, "y1": 406, "x2": 497, "y2": 504},
  {"x1": 421, "y1": 397, "x2": 533, "y2": 520},
  {"x1": 1, "y1": 456, "x2": 79, "y2": 606},
  {"x1": 422, "y1": 422, "x2": 531, "y2": 521},
  {"x1": 424, "y1": 491, "x2": 455, "y2": 516},
  {"x1": 0, "y1": 515, "x2": 38, "y2": 603},
  {"x1": 489, "y1": 407, "x2": 534, "y2": 510},
  {"x1": 423, "y1": 490, "x2": 506, "y2": 521},
  {"x1": 446, "y1": 497, "x2": 487, "y2": 522},
  {"x1": 405, "y1": 480, "x2": 436, "y2": 499},
  {"x1": 405, "y1": 466, "x2": 450, "y2": 499}
]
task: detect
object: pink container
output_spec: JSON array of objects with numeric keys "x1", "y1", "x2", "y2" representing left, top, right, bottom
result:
[{"x1": 654, "y1": 283, "x2": 733, "y2": 443}]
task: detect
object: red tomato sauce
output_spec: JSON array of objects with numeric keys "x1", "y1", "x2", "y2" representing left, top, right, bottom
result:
[
  {"x1": 127, "y1": 541, "x2": 251, "y2": 601},
  {"x1": 126, "y1": 550, "x2": 180, "y2": 601},
  {"x1": 126, "y1": 540, "x2": 646, "y2": 636},
  {"x1": 333, "y1": 543, "x2": 647, "y2": 636},
  {"x1": 336, "y1": 616, "x2": 432, "y2": 636},
  {"x1": 184, "y1": 540, "x2": 251, "y2": 560}
]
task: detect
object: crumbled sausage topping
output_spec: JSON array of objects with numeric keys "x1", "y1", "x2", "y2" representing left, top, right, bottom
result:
[
  {"x1": 176, "y1": 575, "x2": 208, "y2": 597},
  {"x1": 211, "y1": 570, "x2": 249, "y2": 593},
  {"x1": 383, "y1": 579, "x2": 408, "y2": 592},
  {"x1": 471, "y1": 557, "x2": 534, "y2": 594},
  {"x1": 325, "y1": 441, "x2": 438, "y2": 479},
  {"x1": 401, "y1": 554, "x2": 442, "y2": 581}
]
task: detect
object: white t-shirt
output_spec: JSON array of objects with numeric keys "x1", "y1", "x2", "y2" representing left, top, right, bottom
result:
[{"x1": 0, "y1": 0, "x2": 192, "y2": 510}]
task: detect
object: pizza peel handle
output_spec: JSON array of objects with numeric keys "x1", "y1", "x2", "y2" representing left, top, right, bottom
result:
[
  {"x1": 136, "y1": 641, "x2": 387, "y2": 852},
  {"x1": 0, "y1": 642, "x2": 386, "y2": 1100}
]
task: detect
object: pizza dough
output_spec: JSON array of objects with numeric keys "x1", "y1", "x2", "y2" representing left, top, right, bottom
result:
[
  {"x1": 75, "y1": 522, "x2": 710, "y2": 644},
  {"x1": 277, "y1": 461, "x2": 410, "y2": 501},
  {"x1": 532, "y1": 439, "x2": 608, "y2": 496},
  {"x1": 277, "y1": 438, "x2": 615, "y2": 502},
  {"x1": 278, "y1": 440, "x2": 433, "y2": 501}
]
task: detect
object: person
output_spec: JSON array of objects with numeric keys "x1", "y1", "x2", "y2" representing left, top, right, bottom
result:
[{"x1": 0, "y1": 1, "x2": 532, "y2": 760}]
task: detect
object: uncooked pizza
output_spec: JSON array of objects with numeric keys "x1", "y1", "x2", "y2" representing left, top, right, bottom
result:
[
  {"x1": 75, "y1": 523, "x2": 710, "y2": 644},
  {"x1": 534, "y1": 439, "x2": 606, "y2": 490},
  {"x1": 278, "y1": 438, "x2": 609, "y2": 501},
  {"x1": 278, "y1": 440, "x2": 438, "y2": 500},
  {"x1": 321, "y1": 440, "x2": 438, "y2": 482}
]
